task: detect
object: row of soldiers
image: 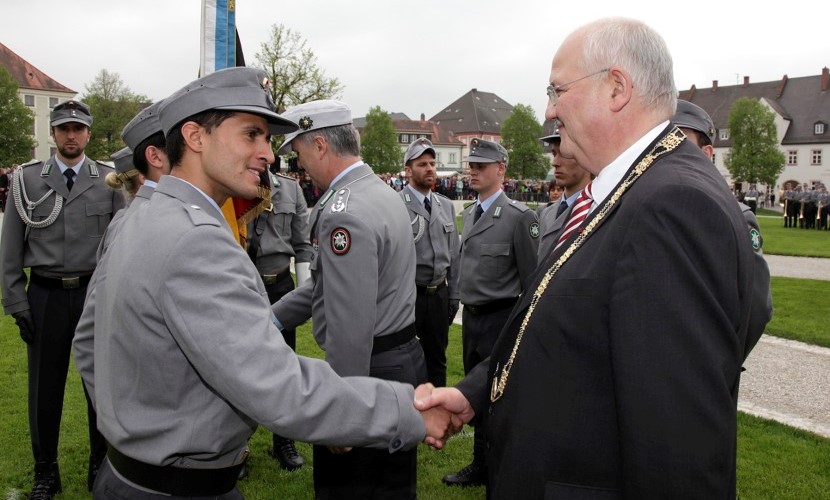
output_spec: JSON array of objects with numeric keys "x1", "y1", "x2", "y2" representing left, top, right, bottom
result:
[{"x1": 781, "y1": 184, "x2": 830, "y2": 229}]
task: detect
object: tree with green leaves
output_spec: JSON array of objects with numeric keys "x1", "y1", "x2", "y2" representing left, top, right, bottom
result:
[
  {"x1": 360, "y1": 106, "x2": 401, "y2": 174},
  {"x1": 80, "y1": 69, "x2": 148, "y2": 161},
  {"x1": 255, "y1": 23, "x2": 344, "y2": 115},
  {"x1": 500, "y1": 104, "x2": 549, "y2": 180},
  {"x1": 725, "y1": 97, "x2": 785, "y2": 187},
  {"x1": 0, "y1": 66, "x2": 36, "y2": 166}
]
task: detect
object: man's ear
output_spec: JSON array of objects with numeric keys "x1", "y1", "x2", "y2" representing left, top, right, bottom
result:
[
  {"x1": 702, "y1": 144, "x2": 715, "y2": 160},
  {"x1": 144, "y1": 145, "x2": 165, "y2": 169},
  {"x1": 608, "y1": 66, "x2": 633, "y2": 112},
  {"x1": 181, "y1": 122, "x2": 205, "y2": 153}
]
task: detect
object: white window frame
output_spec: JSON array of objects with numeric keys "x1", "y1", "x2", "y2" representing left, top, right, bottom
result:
[
  {"x1": 719, "y1": 129, "x2": 729, "y2": 141},
  {"x1": 24, "y1": 94, "x2": 35, "y2": 106},
  {"x1": 811, "y1": 149, "x2": 822, "y2": 166},
  {"x1": 787, "y1": 150, "x2": 798, "y2": 166}
]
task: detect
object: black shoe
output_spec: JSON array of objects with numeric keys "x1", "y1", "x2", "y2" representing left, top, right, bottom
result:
[
  {"x1": 442, "y1": 462, "x2": 486, "y2": 487},
  {"x1": 270, "y1": 436, "x2": 304, "y2": 471},
  {"x1": 30, "y1": 462, "x2": 62, "y2": 500}
]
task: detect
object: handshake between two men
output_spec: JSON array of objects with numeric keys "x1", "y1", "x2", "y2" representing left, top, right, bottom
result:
[{"x1": 415, "y1": 384, "x2": 475, "y2": 449}]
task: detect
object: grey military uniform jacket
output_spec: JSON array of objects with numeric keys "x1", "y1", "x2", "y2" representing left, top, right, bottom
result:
[
  {"x1": 536, "y1": 200, "x2": 571, "y2": 260},
  {"x1": 74, "y1": 183, "x2": 155, "y2": 403},
  {"x1": 87, "y1": 175, "x2": 424, "y2": 468},
  {"x1": 248, "y1": 173, "x2": 313, "y2": 274},
  {"x1": 459, "y1": 191, "x2": 539, "y2": 305},
  {"x1": 273, "y1": 163, "x2": 417, "y2": 377},
  {"x1": 1, "y1": 156, "x2": 125, "y2": 314},
  {"x1": 399, "y1": 186, "x2": 460, "y2": 300}
]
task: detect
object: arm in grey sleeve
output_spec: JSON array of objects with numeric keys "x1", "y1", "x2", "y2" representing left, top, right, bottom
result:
[
  {"x1": 1, "y1": 177, "x2": 31, "y2": 315},
  {"x1": 291, "y1": 181, "x2": 314, "y2": 263},
  {"x1": 162, "y1": 226, "x2": 425, "y2": 451},
  {"x1": 446, "y1": 216, "x2": 461, "y2": 301},
  {"x1": 514, "y1": 209, "x2": 541, "y2": 291},
  {"x1": 272, "y1": 278, "x2": 313, "y2": 329}
]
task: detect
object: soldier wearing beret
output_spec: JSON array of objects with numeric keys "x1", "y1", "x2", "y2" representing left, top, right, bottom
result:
[
  {"x1": 400, "y1": 138, "x2": 461, "y2": 388},
  {"x1": 272, "y1": 99, "x2": 427, "y2": 499},
  {"x1": 84, "y1": 69, "x2": 452, "y2": 498},
  {"x1": 673, "y1": 99, "x2": 772, "y2": 358},
  {"x1": 442, "y1": 138, "x2": 539, "y2": 488},
  {"x1": 1, "y1": 100, "x2": 123, "y2": 497},
  {"x1": 245, "y1": 164, "x2": 313, "y2": 472}
]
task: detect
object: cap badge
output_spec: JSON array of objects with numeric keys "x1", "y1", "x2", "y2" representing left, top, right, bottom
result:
[{"x1": 299, "y1": 116, "x2": 314, "y2": 130}]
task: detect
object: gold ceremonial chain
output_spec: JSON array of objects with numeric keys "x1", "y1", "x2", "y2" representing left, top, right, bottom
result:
[{"x1": 490, "y1": 128, "x2": 685, "y2": 402}]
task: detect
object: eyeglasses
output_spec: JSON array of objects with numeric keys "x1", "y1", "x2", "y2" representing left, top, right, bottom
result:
[{"x1": 546, "y1": 68, "x2": 609, "y2": 105}]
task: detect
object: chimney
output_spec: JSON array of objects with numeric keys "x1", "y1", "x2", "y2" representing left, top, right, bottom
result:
[
  {"x1": 688, "y1": 84, "x2": 696, "y2": 101},
  {"x1": 776, "y1": 75, "x2": 789, "y2": 98},
  {"x1": 420, "y1": 113, "x2": 425, "y2": 122},
  {"x1": 822, "y1": 67, "x2": 829, "y2": 92},
  {"x1": 712, "y1": 80, "x2": 718, "y2": 91},
  {"x1": 743, "y1": 76, "x2": 750, "y2": 87}
]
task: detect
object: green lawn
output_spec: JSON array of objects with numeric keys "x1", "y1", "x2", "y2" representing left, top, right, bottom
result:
[
  {"x1": 757, "y1": 213, "x2": 830, "y2": 257},
  {"x1": 1, "y1": 315, "x2": 830, "y2": 498},
  {"x1": 766, "y1": 277, "x2": 830, "y2": 348}
]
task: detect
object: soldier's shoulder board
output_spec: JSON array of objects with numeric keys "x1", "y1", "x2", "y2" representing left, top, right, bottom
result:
[
  {"x1": 20, "y1": 159, "x2": 42, "y2": 169},
  {"x1": 183, "y1": 204, "x2": 222, "y2": 228},
  {"x1": 94, "y1": 160, "x2": 116, "y2": 171},
  {"x1": 507, "y1": 200, "x2": 530, "y2": 213},
  {"x1": 433, "y1": 192, "x2": 452, "y2": 202}
]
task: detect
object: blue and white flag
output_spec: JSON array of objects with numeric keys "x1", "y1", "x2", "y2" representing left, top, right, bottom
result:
[{"x1": 200, "y1": 0, "x2": 242, "y2": 76}]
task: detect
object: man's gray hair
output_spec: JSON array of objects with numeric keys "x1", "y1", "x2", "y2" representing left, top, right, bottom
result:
[
  {"x1": 297, "y1": 124, "x2": 361, "y2": 157},
  {"x1": 580, "y1": 18, "x2": 677, "y2": 114}
]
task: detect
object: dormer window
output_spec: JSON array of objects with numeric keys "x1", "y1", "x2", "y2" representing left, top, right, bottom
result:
[
  {"x1": 815, "y1": 122, "x2": 826, "y2": 135},
  {"x1": 719, "y1": 129, "x2": 729, "y2": 141}
]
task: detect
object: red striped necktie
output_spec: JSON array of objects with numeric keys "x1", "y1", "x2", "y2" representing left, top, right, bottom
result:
[{"x1": 554, "y1": 182, "x2": 593, "y2": 252}]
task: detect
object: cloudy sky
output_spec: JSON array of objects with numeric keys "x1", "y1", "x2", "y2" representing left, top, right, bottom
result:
[{"x1": 3, "y1": 1, "x2": 827, "y2": 122}]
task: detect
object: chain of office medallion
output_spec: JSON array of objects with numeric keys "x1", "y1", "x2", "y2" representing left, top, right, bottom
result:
[{"x1": 490, "y1": 128, "x2": 685, "y2": 402}]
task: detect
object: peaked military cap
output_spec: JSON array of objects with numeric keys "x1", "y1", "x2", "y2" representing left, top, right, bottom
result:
[
  {"x1": 539, "y1": 129, "x2": 561, "y2": 144},
  {"x1": 159, "y1": 67, "x2": 298, "y2": 137},
  {"x1": 277, "y1": 100, "x2": 353, "y2": 155},
  {"x1": 463, "y1": 138, "x2": 508, "y2": 164},
  {"x1": 673, "y1": 100, "x2": 716, "y2": 146},
  {"x1": 404, "y1": 138, "x2": 436, "y2": 164},
  {"x1": 110, "y1": 147, "x2": 135, "y2": 175},
  {"x1": 122, "y1": 100, "x2": 164, "y2": 151},
  {"x1": 51, "y1": 100, "x2": 93, "y2": 127}
]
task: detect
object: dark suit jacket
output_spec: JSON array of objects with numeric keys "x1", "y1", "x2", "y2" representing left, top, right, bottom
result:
[{"x1": 458, "y1": 128, "x2": 754, "y2": 499}]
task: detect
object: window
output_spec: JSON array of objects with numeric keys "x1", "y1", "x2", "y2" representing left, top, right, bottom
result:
[
  {"x1": 815, "y1": 123, "x2": 826, "y2": 135},
  {"x1": 400, "y1": 134, "x2": 410, "y2": 144},
  {"x1": 49, "y1": 97, "x2": 59, "y2": 108},
  {"x1": 711, "y1": 153, "x2": 716, "y2": 165},
  {"x1": 811, "y1": 149, "x2": 822, "y2": 165},
  {"x1": 436, "y1": 152, "x2": 442, "y2": 164},
  {"x1": 719, "y1": 129, "x2": 729, "y2": 141},
  {"x1": 24, "y1": 95, "x2": 34, "y2": 107},
  {"x1": 31, "y1": 147, "x2": 36, "y2": 159},
  {"x1": 449, "y1": 153, "x2": 457, "y2": 164},
  {"x1": 787, "y1": 150, "x2": 798, "y2": 165},
  {"x1": 31, "y1": 120, "x2": 36, "y2": 135}
]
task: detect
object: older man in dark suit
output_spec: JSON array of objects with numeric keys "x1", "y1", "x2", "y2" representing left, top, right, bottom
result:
[{"x1": 417, "y1": 17, "x2": 757, "y2": 499}]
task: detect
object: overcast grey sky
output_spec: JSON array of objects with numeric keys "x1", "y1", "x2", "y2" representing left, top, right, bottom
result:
[{"x1": 3, "y1": 1, "x2": 827, "y2": 121}]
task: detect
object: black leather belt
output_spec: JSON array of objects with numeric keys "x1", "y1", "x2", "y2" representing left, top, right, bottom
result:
[
  {"x1": 463, "y1": 297, "x2": 518, "y2": 316},
  {"x1": 29, "y1": 272, "x2": 92, "y2": 290},
  {"x1": 107, "y1": 445, "x2": 243, "y2": 497},
  {"x1": 372, "y1": 324, "x2": 416, "y2": 355},
  {"x1": 416, "y1": 279, "x2": 447, "y2": 296},
  {"x1": 261, "y1": 267, "x2": 291, "y2": 285}
]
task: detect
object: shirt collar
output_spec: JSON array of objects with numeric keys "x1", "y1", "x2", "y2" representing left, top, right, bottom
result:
[
  {"x1": 589, "y1": 121, "x2": 668, "y2": 211},
  {"x1": 329, "y1": 160, "x2": 364, "y2": 189},
  {"x1": 143, "y1": 179, "x2": 159, "y2": 189},
  {"x1": 54, "y1": 155, "x2": 86, "y2": 175},
  {"x1": 175, "y1": 177, "x2": 223, "y2": 216},
  {"x1": 477, "y1": 189, "x2": 503, "y2": 213}
]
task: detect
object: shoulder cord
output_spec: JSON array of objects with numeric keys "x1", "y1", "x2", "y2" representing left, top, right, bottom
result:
[
  {"x1": 411, "y1": 214, "x2": 426, "y2": 243},
  {"x1": 12, "y1": 168, "x2": 63, "y2": 239}
]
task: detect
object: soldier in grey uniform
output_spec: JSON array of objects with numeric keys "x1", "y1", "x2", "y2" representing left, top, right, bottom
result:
[
  {"x1": 86, "y1": 69, "x2": 452, "y2": 498},
  {"x1": 673, "y1": 100, "x2": 772, "y2": 358},
  {"x1": 272, "y1": 99, "x2": 426, "y2": 499},
  {"x1": 74, "y1": 100, "x2": 169, "y2": 407},
  {"x1": 399, "y1": 138, "x2": 461, "y2": 388},
  {"x1": 536, "y1": 130, "x2": 592, "y2": 261},
  {"x1": 443, "y1": 138, "x2": 539, "y2": 488},
  {"x1": 744, "y1": 185, "x2": 760, "y2": 213},
  {"x1": 1, "y1": 100, "x2": 124, "y2": 498},
  {"x1": 246, "y1": 165, "x2": 313, "y2": 471}
]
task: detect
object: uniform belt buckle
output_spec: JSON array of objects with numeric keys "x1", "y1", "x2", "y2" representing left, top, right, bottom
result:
[
  {"x1": 425, "y1": 285, "x2": 439, "y2": 295},
  {"x1": 62, "y1": 277, "x2": 80, "y2": 289},
  {"x1": 261, "y1": 274, "x2": 278, "y2": 285}
]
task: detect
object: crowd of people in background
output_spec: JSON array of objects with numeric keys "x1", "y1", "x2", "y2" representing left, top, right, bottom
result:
[{"x1": 781, "y1": 182, "x2": 830, "y2": 230}]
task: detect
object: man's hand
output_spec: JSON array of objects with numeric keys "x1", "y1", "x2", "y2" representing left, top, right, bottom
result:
[
  {"x1": 448, "y1": 299, "x2": 460, "y2": 325},
  {"x1": 415, "y1": 384, "x2": 473, "y2": 449},
  {"x1": 12, "y1": 310, "x2": 35, "y2": 345}
]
